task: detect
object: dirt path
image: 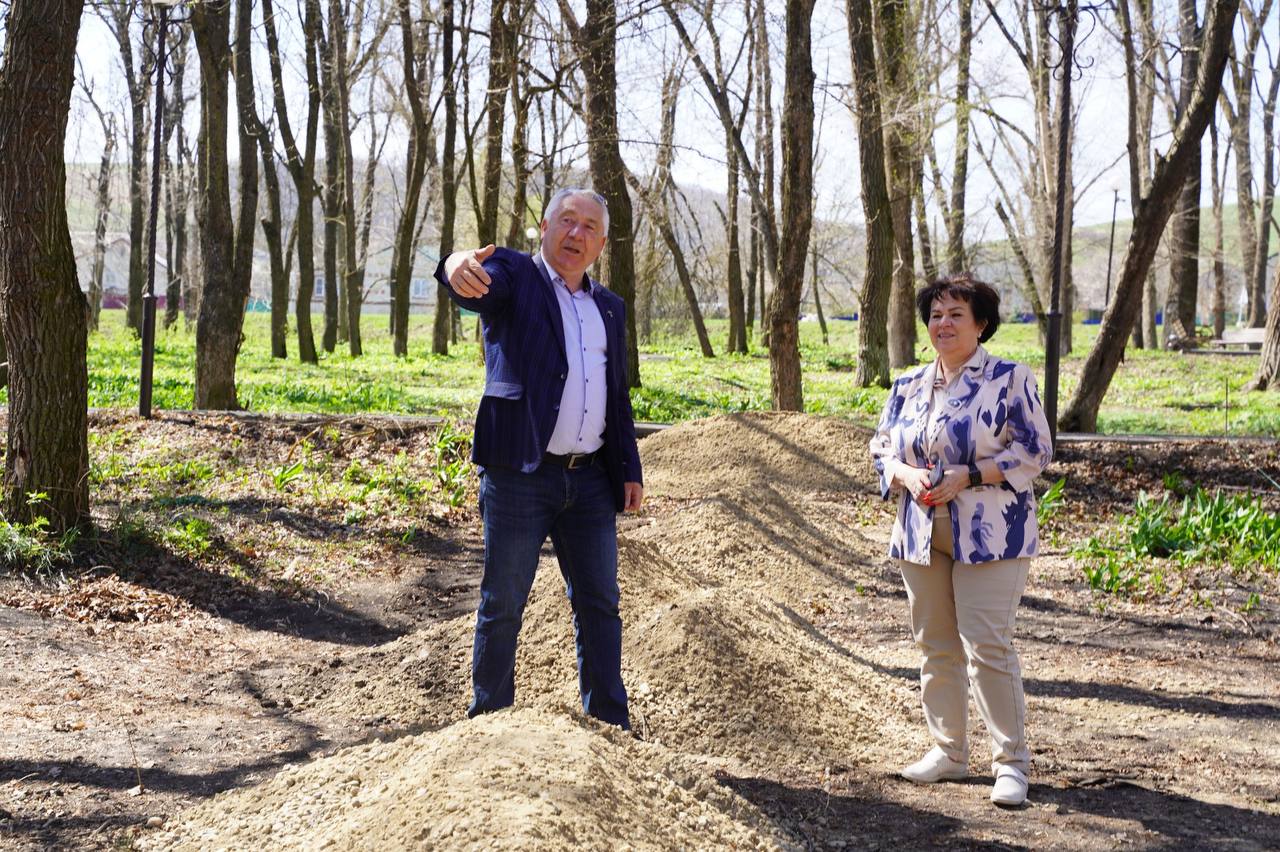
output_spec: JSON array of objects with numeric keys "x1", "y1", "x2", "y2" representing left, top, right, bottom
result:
[{"x1": 2, "y1": 412, "x2": 1277, "y2": 850}]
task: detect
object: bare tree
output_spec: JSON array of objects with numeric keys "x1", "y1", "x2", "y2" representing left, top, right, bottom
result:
[
  {"x1": 434, "y1": 0, "x2": 461, "y2": 355},
  {"x1": 945, "y1": 0, "x2": 973, "y2": 271},
  {"x1": 318, "y1": 2, "x2": 344, "y2": 353},
  {"x1": 161, "y1": 30, "x2": 192, "y2": 331},
  {"x1": 557, "y1": 0, "x2": 641, "y2": 386},
  {"x1": 1116, "y1": 0, "x2": 1159, "y2": 349},
  {"x1": 192, "y1": 0, "x2": 259, "y2": 409},
  {"x1": 78, "y1": 72, "x2": 116, "y2": 332},
  {"x1": 478, "y1": 0, "x2": 513, "y2": 245},
  {"x1": 1245, "y1": 23, "x2": 1280, "y2": 330},
  {"x1": 696, "y1": 1, "x2": 752, "y2": 354},
  {"x1": 1220, "y1": 0, "x2": 1275, "y2": 327},
  {"x1": 664, "y1": 0, "x2": 810, "y2": 404},
  {"x1": 766, "y1": 0, "x2": 816, "y2": 408},
  {"x1": 389, "y1": 0, "x2": 434, "y2": 356},
  {"x1": 624, "y1": 68, "x2": 714, "y2": 358},
  {"x1": 504, "y1": 1, "x2": 537, "y2": 247},
  {"x1": 1060, "y1": 0, "x2": 1239, "y2": 432},
  {"x1": 981, "y1": 0, "x2": 1081, "y2": 354},
  {"x1": 1163, "y1": 0, "x2": 1204, "y2": 348},
  {"x1": 848, "y1": 0, "x2": 894, "y2": 388},
  {"x1": 752, "y1": 0, "x2": 776, "y2": 332},
  {"x1": 1209, "y1": 112, "x2": 1227, "y2": 339},
  {"x1": 263, "y1": 0, "x2": 322, "y2": 363},
  {"x1": 100, "y1": 0, "x2": 151, "y2": 336},
  {"x1": 0, "y1": 0, "x2": 89, "y2": 531},
  {"x1": 877, "y1": 0, "x2": 919, "y2": 368}
]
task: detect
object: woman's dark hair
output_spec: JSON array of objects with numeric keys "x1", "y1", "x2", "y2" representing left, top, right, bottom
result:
[{"x1": 915, "y1": 274, "x2": 1001, "y2": 343}]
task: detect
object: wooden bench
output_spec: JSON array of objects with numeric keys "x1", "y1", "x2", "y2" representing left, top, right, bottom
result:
[{"x1": 1185, "y1": 327, "x2": 1266, "y2": 356}]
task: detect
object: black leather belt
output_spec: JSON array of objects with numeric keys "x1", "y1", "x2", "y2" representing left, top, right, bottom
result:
[{"x1": 542, "y1": 450, "x2": 597, "y2": 470}]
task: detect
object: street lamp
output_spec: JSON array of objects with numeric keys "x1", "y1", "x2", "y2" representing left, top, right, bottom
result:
[
  {"x1": 1104, "y1": 184, "x2": 1122, "y2": 308},
  {"x1": 139, "y1": 0, "x2": 184, "y2": 418},
  {"x1": 525, "y1": 226, "x2": 539, "y2": 253}
]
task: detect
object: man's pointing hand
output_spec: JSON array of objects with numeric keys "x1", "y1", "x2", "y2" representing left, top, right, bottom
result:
[{"x1": 445, "y1": 244, "x2": 496, "y2": 298}]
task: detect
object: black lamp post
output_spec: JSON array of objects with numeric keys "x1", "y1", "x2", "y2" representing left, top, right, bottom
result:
[{"x1": 139, "y1": 0, "x2": 183, "y2": 418}]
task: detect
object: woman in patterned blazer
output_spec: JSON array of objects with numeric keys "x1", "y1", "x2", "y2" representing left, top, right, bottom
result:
[{"x1": 869, "y1": 274, "x2": 1053, "y2": 808}]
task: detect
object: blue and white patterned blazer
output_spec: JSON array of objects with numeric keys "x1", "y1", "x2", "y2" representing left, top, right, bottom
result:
[{"x1": 869, "y1": 346, "x2": 1053, "y2": 565}]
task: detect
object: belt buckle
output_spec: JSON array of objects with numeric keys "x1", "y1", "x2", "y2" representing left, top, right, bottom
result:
[{"x1": 567, "y1": 453, "x2": 588, "y2": 470}]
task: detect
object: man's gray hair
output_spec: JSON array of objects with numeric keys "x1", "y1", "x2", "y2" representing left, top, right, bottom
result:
[{"x1": 544, "y1": 187, "x2": 610, "y2": 233}]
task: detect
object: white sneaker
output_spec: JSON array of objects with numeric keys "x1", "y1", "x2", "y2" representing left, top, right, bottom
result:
[
  {"x1": 990, "y1": 764, "x2": 1029, "y2": 806},
  {"x1": 900, "y1": 746, "x2": 968, "y2": 783}
]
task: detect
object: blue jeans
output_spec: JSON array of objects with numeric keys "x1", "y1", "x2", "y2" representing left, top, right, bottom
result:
[{"x1": 470, "y1": 460, "x2": 629, "y2": 728}]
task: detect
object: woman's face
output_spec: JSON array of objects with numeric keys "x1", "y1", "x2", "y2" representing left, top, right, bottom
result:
[{"x1": 927, "y1": 293, "x2": 986, "y2": 361}]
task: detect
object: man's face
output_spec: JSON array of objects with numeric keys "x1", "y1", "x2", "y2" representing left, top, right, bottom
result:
[{"x1": 540, "y1": 194, "x2": 608, "y2": 283}]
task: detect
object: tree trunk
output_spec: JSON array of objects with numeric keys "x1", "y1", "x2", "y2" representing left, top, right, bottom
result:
[
  {"x1": 755, "y1": 0, "x2": 777, "y2": 336},
  {"x1": 562, "y1": 0, "x2": 642, "y2": 387},
  {"x1": 1163, "y1": 0, "x2": 1202, "y2": 348},
  {"x1": 1117, "y1": 0, "x2": 1158, "y2": 350},
  {"x1": 659, "y1": 215, "x2": 714, "y2": 357},
  {"x1": 1246, "y1": 261, "x2": 1280, "y2": 390},
  {"x1": 504, "y1": 5, "x2": 534, "y2": 247},
  {"x1": 262, "y1": 145, "x2": 289, "y2": 359},
  {"x1": 1248, "y1": 56, "x2": 1280, "y2": 329},
  {"x1": 89, "y1": 117, "x2": 115, "y2": 332},
  {"x1": 767, "y1": 0, "x2": 816, "y2": 409},
  {"x1": 162, "y1": 36, "x2": 190, "y2": 332},
  {"x1": 263, "y1": 0, "x2": 320, "y2": 364},
  {"x1": 479, "y1": 0, "x2": 511, "y2": 246},
  {"x1": 1221, "y1": 0, "x2": 1273, "y2": 325},
  {"x1": 811, "y1": 233, "x2": 827, "y2": 345},
  {"x1": 241, "y1": 24, "x2": 287, "y2": 360},
  {"x1": 391, "y1": 0, "x2": 431, "y2": 357},
  {"x1": 726, "y1": 130, "x2": 747, "y2": 354},
  {"x1": 878, "y1": 0, "x2": 917, "y2": 368},
  {"x1": 193, "y1": 0, "x2": 257, "y2": 410},
  {"x1": 848, "y1": 0, "x2": 894, "y2": 389},
  {"x1": 0, "y1": 0, "x2": 89, "y2": 532},
  {"x1": 913, "y1": 157, "x2": 938, "y2": 282},
  {"x1": 331, "y1": 0, "x2": 361, "y2": 357},
  {"x1": 1210, "y1": 114, "x2": 1226, "y2": 339},
  {"x1": 945, "y1": 0, "x2": 973, "y2": 272},
  {"x1": 1060, "y1": 0, "x2": 1239, "y2": 432},
  {"x1": 434, "y1": 0, "x2": 459, "y2": 356},
  {"x1": 746, "y1": 197, "x2": 759, "y2": 337},
  {"x1": 103, "y1": 1, "x2": 151, "y2": 336},
  {"x1": 321, "y1": 138, "x2": 341, "y2": 352}
]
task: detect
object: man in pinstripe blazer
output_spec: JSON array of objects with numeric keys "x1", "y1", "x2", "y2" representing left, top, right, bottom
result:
[{"x1": 436, "y1": 188, "x2": 643, "y2": 730}]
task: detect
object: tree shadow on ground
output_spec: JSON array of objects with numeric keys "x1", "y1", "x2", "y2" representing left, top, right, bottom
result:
[
  {"x1": 0, "y1": 738, "x2": 319, "y2": 849},
  {"x1": 1035, "y1": 781, "x2": 1280, "y2": 851},
  {"x1": 83, "y1": 523, "x2": 404, "y2": 646},
  {"x1": 720, "y1": 773, "x2": 1029, "y2": 850},
  {"x1": 1023, "y1": 676, "x2": 1278, "y2": 720}
]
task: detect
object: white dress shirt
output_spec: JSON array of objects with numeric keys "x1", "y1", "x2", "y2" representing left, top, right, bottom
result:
[{"x1": 541, "y1": 253, "x2": 608, "y2": 455}]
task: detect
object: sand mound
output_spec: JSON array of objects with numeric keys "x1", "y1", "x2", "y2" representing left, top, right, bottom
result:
[
  {"x1": 640, "y1": 412, "x2": 878, "y2": 499},
  {"x1": 142, "y1": 708, "x2": 793, "y2": 852},
  {"x1": 153, "y1": 412, "x2": 923, "y2": 848},
  {"x1": 255, "y1": 538, "x2": 708, "y2": 729},
  {"x1": 625, "y1": 588, "x2": 912, "y2": 768}
]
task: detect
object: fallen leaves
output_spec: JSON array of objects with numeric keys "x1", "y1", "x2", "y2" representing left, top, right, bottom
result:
[{"x1": 0, "y1": 575, "x2": 192, "y2": 625}]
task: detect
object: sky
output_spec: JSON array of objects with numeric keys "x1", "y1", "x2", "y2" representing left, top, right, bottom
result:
[{"x1": 59, "y1": 0, "x2": 1280, "y2": 238}]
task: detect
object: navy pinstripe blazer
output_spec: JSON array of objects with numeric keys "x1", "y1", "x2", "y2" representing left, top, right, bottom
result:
[{"x1": 435, "y1": 247, "x2": 643, "y2": 512}]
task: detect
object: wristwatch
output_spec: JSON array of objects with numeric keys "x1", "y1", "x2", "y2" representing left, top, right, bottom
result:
[{"x1": 967, "y1": 465, "x2": 982, "y2": 487}]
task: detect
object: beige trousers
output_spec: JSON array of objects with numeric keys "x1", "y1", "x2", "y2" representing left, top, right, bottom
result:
[{"x1": 897, "y1": 510, "x2": 1030, "y2": 773}]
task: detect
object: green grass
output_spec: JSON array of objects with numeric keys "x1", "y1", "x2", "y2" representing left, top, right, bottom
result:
[
  {"x1": 1076, "y1": 485, "x2": 1280, "y2": 598},
  {"x1": 36, "y1": 309, "x2": 1280, "y2": 436}
]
